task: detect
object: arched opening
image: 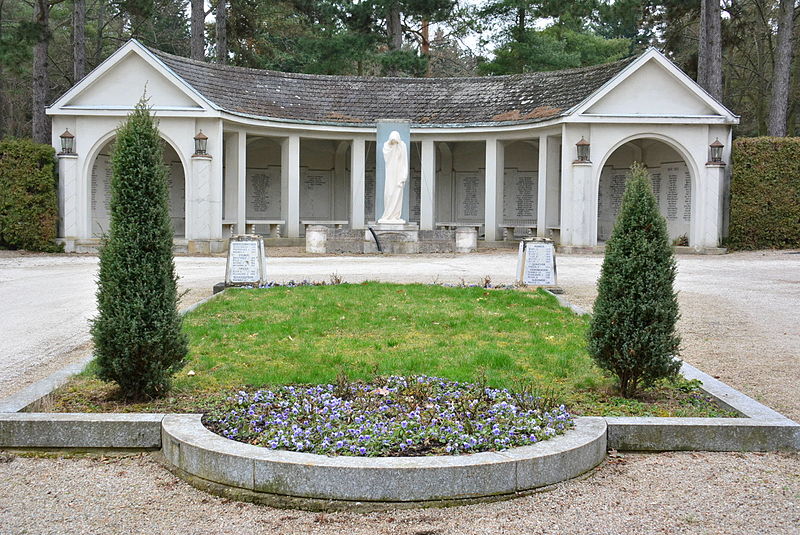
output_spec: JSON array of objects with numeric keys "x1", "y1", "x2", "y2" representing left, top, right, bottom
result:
[
  {"x1": 90, "y1": 137, "x2": 186, "y2": 237},
  {"x1": 597, "y1": 138, "x2": 693, "y2": 245}
]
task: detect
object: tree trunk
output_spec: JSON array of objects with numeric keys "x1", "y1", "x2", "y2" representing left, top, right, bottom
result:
[
  {"x1": 515, "y1": 7, "x2": 526, "y2": 43},
  {"x1": 216, "y1": 0, "x2": 227, "y2": 63},
  {"x1": 698, "y1": 0, "x2": 722, "y2": 101},
  {"x1": 421, "y1": 19, "x2": 430, "y2": 77},
  {"x1": 387, "y1": 3, "x2": 402, "y2": 51},
  {"x1": 768, "y1": 0, "x2": 796, "y2": 136},
  {"x1": 0, "y1": 0, "x2": 6, "y2": 138},
  {"x1": 32, "y1": 0, "x2": 51, "y2": 144},
  {"x1": 191, "y1": 0, "x2": 205, "y2": 61},
  {"x1": 73, "y1": 0, "x2": 86, "y2": 83}
]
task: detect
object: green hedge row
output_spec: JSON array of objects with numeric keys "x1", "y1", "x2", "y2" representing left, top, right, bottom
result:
[
  {"x1": 729, "y1": 137, "x2": 800, "y2": 250},
  {"x1": 0, "y1": 138, "x2": 62, "y2": 252}
]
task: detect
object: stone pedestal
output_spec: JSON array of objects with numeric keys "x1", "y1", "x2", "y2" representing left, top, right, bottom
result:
[
  {"x1": 305, "y1": 225, "x2": 328, "y2": 253},
  {"x1": 364, "y1": 224, "x2": 420, "y2": 254},
  {"x1": 454, "y1": 227, "x2": 478, "y2": 253}
]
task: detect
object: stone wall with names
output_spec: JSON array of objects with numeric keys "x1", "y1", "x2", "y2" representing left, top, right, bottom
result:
[
  {"x1": 91, "y1": 152, "x2": 113, "y2": 236},
  {"x1": 364, "y1": 169, "x2": 376, "y2": 221},
  {"x1": 410, "y1": 169, "x2": 421, "y2": 222},
  {"x1": 598, "y1": 162, "x2": 691, "y2": 242},
  {"x1": 502, "y1": 168, "x2": 537, "y2": 222},
  {"x1": 246, "y1": 166, "x2": 281, "y2": 219},
  {"x1": 167, "y1": 160, "x2": 185, "y2": 236},
  {"x1": 455, "y1": 171, "x2": 485, "y2": 221},
  {"x1": 300, "y1": 168, "x2": 332, "y2": 220}
]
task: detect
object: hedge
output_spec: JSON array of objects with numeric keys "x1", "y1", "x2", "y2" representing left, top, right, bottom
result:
[
  {"x1": 729, "y1": 137, "x2": 800, "y2": 250},
  {"x1": 0, "y1": 138, "x2": 62, "y2": 252}
]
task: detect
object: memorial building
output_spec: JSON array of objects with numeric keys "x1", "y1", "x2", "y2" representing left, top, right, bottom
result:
[{"x1": 48, "y1": 39, "x2": 738, "y2": 253}]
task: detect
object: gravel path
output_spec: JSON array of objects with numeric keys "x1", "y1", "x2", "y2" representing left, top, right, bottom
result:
[
  {"x1": 0, "y1": 451, "x2": 797, "y2": 535},
  {"x1": 1, "y1": 248, "x2": 799, "y2": 533}
]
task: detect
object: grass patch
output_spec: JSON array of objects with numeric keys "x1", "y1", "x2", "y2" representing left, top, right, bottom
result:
[{"x1": 50, "y1": 283, "x2": 734, "y2": 417}]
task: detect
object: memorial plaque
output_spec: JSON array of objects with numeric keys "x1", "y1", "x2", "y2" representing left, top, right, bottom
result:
[
  {"x1": 517, "y1": 239, "x2": 556, "y2": 286},
  {"x1": 225, "y1": 236, "x2": 267, "y2": 286},
  {"x1": 91, "y1": 153, "x2": 112, "y2": 235},
  {"x1": 246, "y1": 167, "x2": 280, "y2": 218},
  {"x1": 301, "y1": 169, "x2": 332, "y2": 219},
  {"x1": 409, "y1": 170, "x2": 421, "y2": 222},
  {"x1": 503, "y1": 169, "x2": 537, "y2": 220},
  {"x1": 455, "y1": 171, "x2": 484, "y2": 221},
  {"x1": 364, "y1": 170, "x2": 376, "y2": 220}
]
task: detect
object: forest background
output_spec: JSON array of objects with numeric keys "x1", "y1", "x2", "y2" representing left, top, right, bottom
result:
[{"x1": 1, "y1": 0, "x2": 798, "y2": 144}]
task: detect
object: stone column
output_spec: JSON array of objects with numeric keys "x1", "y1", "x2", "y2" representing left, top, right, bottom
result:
[
  {"x1": 350, "y1": 138, "x2": 366, "y2": 229},
  {"x1": 223, "y1": 132, "x2": 239, "y2": 230},
  {"x1": 420, "y1": 139, "x2": 436, "y2": 230},
  {"x1": 281, "y1": 134, "x2": 301, "y2": 238},
  {"x1": 546, "y1": 137, "x2": 561, "y2": 232},
  {"x1": 187, "y1": 153, "x2": 213, "y2": 249},
  {"x1": 484, "y1": 138, "x2": 504, "y2": 242},
  {"x1": 536, "y1": 135, "x2": 548, "y2": 237},
  {"x1": 701, "y1": 162, "x2": 726, "y2": 248},
  {"x1": 569, "y1": 160, "x2": 593, "y2": 247},
  {"x1": 236, "y1": 131, "x2": 247, "y2": 235},
  {"x1": 57, "y1": 153, "x2": 79, "y2": 251}
]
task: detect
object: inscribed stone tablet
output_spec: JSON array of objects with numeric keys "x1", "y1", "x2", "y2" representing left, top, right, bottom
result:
[
  {"x1": 227, "y1": 240, "x2": 262, "y2": 284},
  {"x1": 523, "y1": 242, "x2": 556, "y2": 286}
]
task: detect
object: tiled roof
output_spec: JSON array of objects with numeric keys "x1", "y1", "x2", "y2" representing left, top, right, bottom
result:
[{"x1": 150, "y1": 48, "x2": 638, "y2": 127}]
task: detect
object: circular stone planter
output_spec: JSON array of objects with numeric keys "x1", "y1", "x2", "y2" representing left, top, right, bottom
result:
[{"x1": 161, "y1": 414, "x2": 606, "y2": 510}]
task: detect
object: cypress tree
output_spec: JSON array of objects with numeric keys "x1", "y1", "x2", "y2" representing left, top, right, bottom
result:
[
  {"x1": 588, "y1": 162, "x2": 681, "y2": 397},
  {"x1": 91, "y1": 98, "x2": 187, "y2": 400}
]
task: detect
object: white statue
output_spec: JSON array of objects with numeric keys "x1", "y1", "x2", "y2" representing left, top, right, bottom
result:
[{"x1": 378, "y1": 130, "x2": 408, "y2": 224}]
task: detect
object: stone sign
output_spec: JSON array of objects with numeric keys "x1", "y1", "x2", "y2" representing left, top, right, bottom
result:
[
  {"x1": 225, "y1": 235, "x2": 267, "y2": 286},
  {"x1": 517, "y1": 239, "x2": 556, "y2": 286}
]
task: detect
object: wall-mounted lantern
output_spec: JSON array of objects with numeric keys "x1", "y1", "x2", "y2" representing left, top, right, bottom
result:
[
  {"x1": 59, "y1": 129, "x2": 75, "y2": 155},
  {"x1": 193, "y1": 130, "x2": 209, "y2": 156},
  {"x1": 708, "y1": 138, "x2": 724, "y2": 164},
  {"x1": 575, "y1": 137, "x2": 590, "y2": 162}
]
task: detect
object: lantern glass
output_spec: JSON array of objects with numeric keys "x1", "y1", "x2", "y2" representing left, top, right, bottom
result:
[
  {"x1": 194, "y1": 131, "x2": 208, "y2": 155},
  {"x1": 709, "y1": 139, "x2": 724, "y2": 163},
  {"x1": 60, "y1": 130, "x2": 75, "y2": 154},
  {"x1": 576, "y1": 138, "x2": 590, "y2": 162}
]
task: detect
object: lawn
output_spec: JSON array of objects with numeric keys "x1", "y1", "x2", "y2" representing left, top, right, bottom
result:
[{"x1": 51, "y1": 283, "x2": 734, "y2": 417}]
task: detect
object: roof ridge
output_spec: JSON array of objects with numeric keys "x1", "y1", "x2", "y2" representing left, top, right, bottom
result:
[{"x1": 147, "y1": 46, "x2": 638, "y2": 84}]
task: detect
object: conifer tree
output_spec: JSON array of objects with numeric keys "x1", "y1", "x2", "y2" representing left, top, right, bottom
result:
[
  {"x1": 588, "y1": 162, "x2": 681, "y2": 397},
  {"x1": 91, "y1": 98, "x2": 187, "y2": 400}
]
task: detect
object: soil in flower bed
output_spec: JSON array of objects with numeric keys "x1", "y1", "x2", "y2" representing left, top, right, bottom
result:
[
  {"x1": 202, "y1": 375, "x2": 573, "y2": 456},
  {"x1": 47, "y1": 283, "x2": 736, "y2": 418}
]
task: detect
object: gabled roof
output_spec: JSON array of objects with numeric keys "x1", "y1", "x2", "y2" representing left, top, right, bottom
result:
[
  {"x1": 50, "y1": 40, "x2": 737, "y2": 127},
  {"x1": 148, "y1": 46, "x2": 638, "y2": 127}
]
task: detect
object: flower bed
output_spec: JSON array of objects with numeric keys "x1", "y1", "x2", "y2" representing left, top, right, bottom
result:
[{"x1": 203, "y1": 375, "x2": 574, "y2": 456}]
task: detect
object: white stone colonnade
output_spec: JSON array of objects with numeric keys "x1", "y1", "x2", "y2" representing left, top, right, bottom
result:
[{"x1": 52, "y1": 118, "x2": 730, "y2": 251}]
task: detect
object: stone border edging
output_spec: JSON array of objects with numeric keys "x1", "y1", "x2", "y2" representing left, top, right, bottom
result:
[
  {"x1": 160, "y1": 415, "x2": 607, "y2": 504},
  {"x1": 0, "y1": 413, "x2": 164, "y2": 449}
]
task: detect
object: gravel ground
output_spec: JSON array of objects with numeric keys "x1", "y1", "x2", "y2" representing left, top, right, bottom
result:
[
  {"x1": 1, "y1": 248, "x2": 799, "y2": 533},
  {"x1": 0, "y1": 451, "x2": 797, "y2": 535}
]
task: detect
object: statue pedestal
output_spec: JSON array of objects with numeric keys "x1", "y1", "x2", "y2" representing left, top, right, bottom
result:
[
  {"x1": 365, "y1": 223, "x2": 420, "y2": 254},
  {"x1": 371, "y1": 222, "x2": 419, "y2": 232}
]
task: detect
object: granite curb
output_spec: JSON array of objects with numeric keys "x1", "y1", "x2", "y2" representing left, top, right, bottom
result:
[
  {"x1": 0, "y1": 413, "x2": 164, "y2": 449},
  {"x1": 160, "y1": 415, "x2": 607, "y2": 504}
]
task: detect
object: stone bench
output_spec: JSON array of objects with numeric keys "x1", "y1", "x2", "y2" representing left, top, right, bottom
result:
[
  {"x1": 246, "y1": 220, "x2": 285, "y2": 238},
  {"x1": 301, "y1": 220, "x2": 349, "y2": 231}
]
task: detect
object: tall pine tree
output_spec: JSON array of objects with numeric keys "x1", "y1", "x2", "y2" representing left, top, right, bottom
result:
[{"x1": 91, "y1": 98, "x2": 187, "y2": 400}]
